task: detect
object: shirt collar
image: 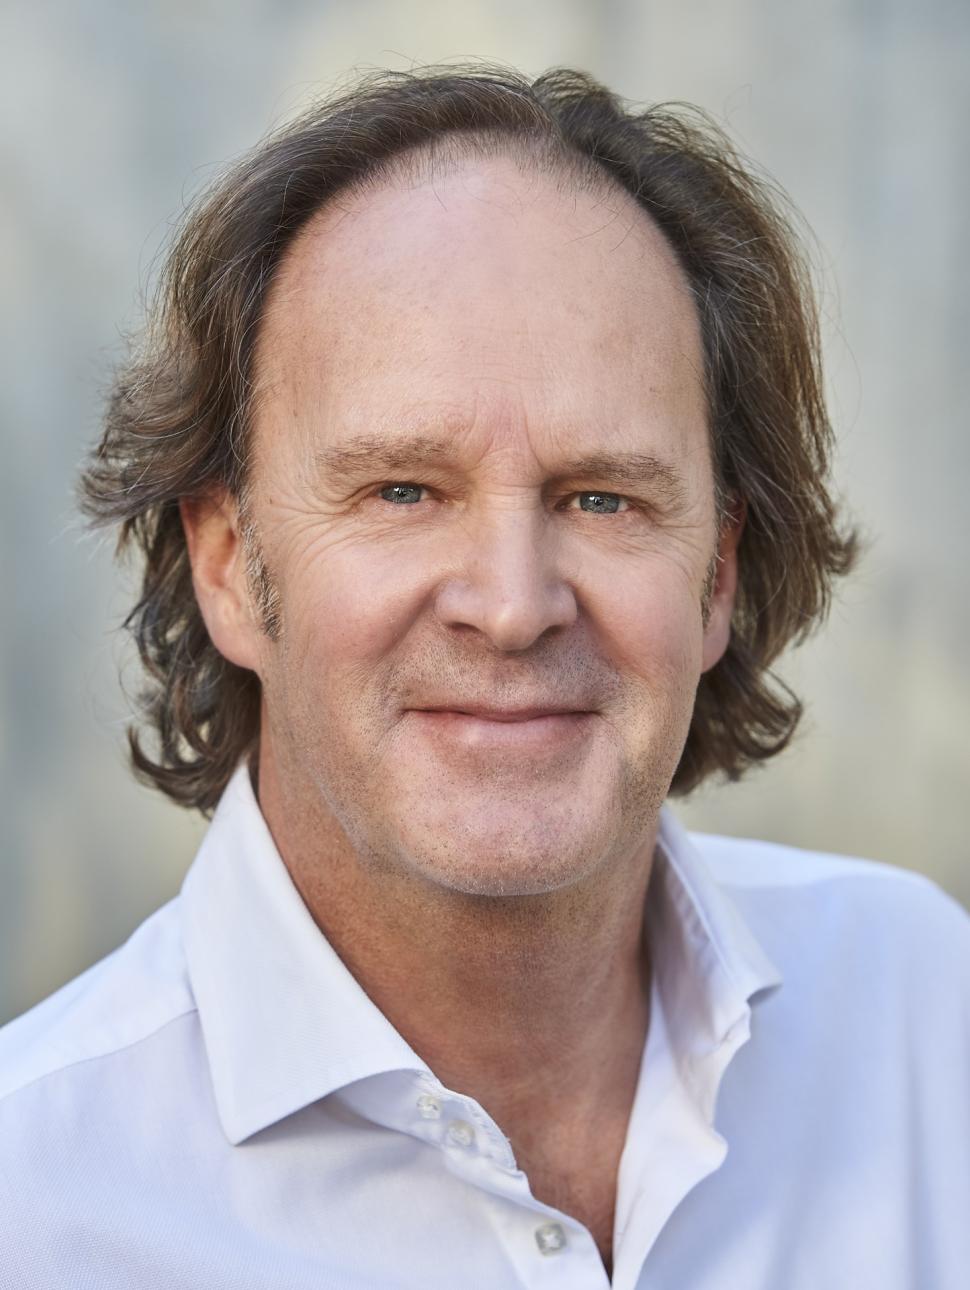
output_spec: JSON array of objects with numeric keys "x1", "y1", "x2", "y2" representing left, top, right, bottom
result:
[
  {"x1": 181, "y1": 764, "x2": 430, "y2": 1145},
  {"x1": 650, "y1": 809, "x2": 783, "y2": 1088},
  {"x1": 181, "y1": 763, "x2": 781, "y2": 1145}
]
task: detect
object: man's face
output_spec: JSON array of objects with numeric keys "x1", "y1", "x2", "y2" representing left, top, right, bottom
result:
[{"x1": 235, "y1": 153, "x2": 735, "y2": 898}]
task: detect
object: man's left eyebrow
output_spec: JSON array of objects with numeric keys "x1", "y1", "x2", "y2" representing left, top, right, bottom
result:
[
  {"x1": 315, "y1": 435, "x2": 687, "y2": 503},
  {"x1": 550, "y1": 452, "x2": 687, "y2": 503}
]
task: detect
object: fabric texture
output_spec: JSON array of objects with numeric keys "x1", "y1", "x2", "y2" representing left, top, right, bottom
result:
[{"x1": 1, "y1": 764, "x2": 968, "y2": 1289}]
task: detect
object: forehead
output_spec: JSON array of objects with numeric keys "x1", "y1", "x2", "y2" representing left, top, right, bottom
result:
[{"x1": 253, "y1": 151, "x2": 707, "y2": 468}]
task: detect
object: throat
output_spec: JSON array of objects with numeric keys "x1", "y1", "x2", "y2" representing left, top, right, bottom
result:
[
  {"x1": 484, "y1": 993, "x2": 649, "y2": 1287},
  {"x1": 521, "y1": 1141, "x2": 624, "y2": 1280}
]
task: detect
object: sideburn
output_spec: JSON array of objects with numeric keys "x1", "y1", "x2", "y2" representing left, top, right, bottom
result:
[{"x1": 241, "y1": 519, "x2": 284, "y2": 641}]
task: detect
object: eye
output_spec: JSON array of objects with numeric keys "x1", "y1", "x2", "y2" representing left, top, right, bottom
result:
[
  {"x1": 374, "y1": 484, "x2": 633, "y2": 513},
  {"x1": 560, "y1": 491, "x2": 630, "y2": 514},
  {"x1": 377, "y1": 483, "x2": 427, "y2": 505}
]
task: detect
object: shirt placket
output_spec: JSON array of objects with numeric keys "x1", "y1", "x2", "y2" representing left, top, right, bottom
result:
[{"x1": 344, "y1": 1070, "x2": 614, "y2": 1288}]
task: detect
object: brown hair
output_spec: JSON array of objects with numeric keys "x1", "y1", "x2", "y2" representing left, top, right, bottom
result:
[{"x1": 79, "y1": 62, "x2": 858, "y2": 814}]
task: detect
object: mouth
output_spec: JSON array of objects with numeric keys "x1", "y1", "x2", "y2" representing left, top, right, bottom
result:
[
  {"x1": 407, "y1": 706, "x2": 595, "y2": 751},
  {"x1": 414, "y1": 705, "x2": 590, "y2": 722}
]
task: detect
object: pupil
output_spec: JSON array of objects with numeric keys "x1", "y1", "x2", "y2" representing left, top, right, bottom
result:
[
  {"x1": 580, "y1": 492, "x2": 620, "y2": 513},
  {"x1": 382, "y1": 484, "x2": 422, "y2": 504}
]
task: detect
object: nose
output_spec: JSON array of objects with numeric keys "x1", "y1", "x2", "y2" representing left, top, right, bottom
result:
[{"x1": 433, "y1": 505, "x2": 578, "y2": 652}]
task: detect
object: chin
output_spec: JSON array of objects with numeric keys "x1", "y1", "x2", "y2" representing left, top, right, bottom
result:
[
  {"x1": 388, "y1": 803, "x2": 619, "y2": 899},
  {"x1": 406, "y1": 853, "x2": 593, "y2": 900}
]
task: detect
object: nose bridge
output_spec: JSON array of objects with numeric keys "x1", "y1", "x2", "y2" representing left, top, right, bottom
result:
[{"x1": 436, "y1": 495, "x2": 577, "y2": 651}]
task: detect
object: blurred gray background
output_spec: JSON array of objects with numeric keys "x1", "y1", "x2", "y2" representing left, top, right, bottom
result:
[{"x1": 2, "y1": 0, "x2": 967, "y2": 1024}]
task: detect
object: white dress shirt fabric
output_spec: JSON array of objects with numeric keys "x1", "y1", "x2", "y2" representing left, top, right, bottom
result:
[{"x1": 1, "y1": 763, "x2": 968, "y2": 1289}]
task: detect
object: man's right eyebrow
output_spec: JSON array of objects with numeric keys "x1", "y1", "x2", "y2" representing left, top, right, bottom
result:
[{"x1": 314, "y1": 434, "x2": 457, "y2": 478}]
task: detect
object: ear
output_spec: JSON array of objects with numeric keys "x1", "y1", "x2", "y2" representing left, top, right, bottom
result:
[
  {"x1": 700, "y1": 499, "x2": 745, "y2": 674},
  {"x1": 179, "y1": 489, "x2": 263, "y2": 673}
]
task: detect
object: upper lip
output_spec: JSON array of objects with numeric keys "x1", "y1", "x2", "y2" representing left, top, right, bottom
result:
[{"x1": 413, "y1": 704, "x2": 589, "y2": 722}]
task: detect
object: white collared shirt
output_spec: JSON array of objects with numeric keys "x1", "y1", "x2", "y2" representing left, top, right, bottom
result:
[{"x1": 1, "y1": 764, "x2": 968, "y2": 1289}]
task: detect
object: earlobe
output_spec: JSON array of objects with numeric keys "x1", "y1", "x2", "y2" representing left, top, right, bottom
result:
[
  {"x1": 700, "y1": 500, "x2": 745, "y2": 674},
  {"x1": 179, "y1": 490, "x2": 262, "y2": 673}
]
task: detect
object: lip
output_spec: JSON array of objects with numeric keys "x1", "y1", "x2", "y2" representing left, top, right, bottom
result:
[
  {"x1": 408, "y1": 707, "x2": 595, "y2": 751},
  {"x1": 414, "y1": 705, "x2": 589, "y2": 722}
]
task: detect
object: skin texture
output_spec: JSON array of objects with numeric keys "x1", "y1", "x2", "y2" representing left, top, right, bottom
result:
[{"x1": 180, "y1": 151, "x2": 741, "y2": 1275}]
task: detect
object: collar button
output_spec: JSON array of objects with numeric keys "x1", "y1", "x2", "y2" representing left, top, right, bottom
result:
[
  {"x1": 535, "y1": 1222, "x2": 567, "y2": 1255},
  {"x1": 445, "y1": 1119, "x2": 476, "y2": 1148}
]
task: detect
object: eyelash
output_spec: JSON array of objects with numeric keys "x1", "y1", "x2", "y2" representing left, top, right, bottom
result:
[{"x1": 374, "y1": 483, "x2": 634, "y2": 514}]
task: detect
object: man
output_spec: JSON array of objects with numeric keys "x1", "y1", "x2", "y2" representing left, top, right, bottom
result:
[{"x1": 1, "y1": 64, "x2": 967, "y2": 1290}]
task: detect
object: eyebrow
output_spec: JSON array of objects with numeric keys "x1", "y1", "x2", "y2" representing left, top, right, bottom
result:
[{"x1": 315, "y1": 433, "x2": 687, "y2": 503}]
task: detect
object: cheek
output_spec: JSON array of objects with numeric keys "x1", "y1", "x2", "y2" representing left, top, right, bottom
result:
[
  {"x1": 277, "y1": 539, "x2": 428, "y2": 691},
  {"x1": 591, "y1": 563, "x2": 705, "y2": 694}
]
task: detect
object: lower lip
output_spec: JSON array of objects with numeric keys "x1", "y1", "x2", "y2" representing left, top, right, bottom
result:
[{"x1": 409, "y1": 710, "x2": 594, "y2": 750}]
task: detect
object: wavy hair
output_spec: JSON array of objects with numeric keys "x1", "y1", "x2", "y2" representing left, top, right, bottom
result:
[{"x1": 79, "y1": 63, "x2": 858, "y2": 813}]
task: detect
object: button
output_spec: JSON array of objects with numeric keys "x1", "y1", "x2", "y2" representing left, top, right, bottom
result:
[
  {"x1": 445, "y1": 1119, "x2": 476, "y2": 1148},
  {"x1": 415, "y1": 1094, "x2": 441, "y2": 1120},
  {"x1": 535, "y1": 1223, "x2": 567, "y2": 1256}
]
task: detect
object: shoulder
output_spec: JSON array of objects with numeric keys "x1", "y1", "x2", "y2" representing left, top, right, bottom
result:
[
  {"x1": 690, "y1": 827, "x2": 950, "y2": 893},
  {"x1": 0, "y1": 902, "x2": 208, "y2": 1282},
  {"x1": 692, "y1": 827, "x2": 970, "y2": 1012},
  {"x1": 0, "y1": 898, "x2": 196, "y2": 1110},
  {"x1": 692, "y1": 825, "x2": 967, "y2": 915}
]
